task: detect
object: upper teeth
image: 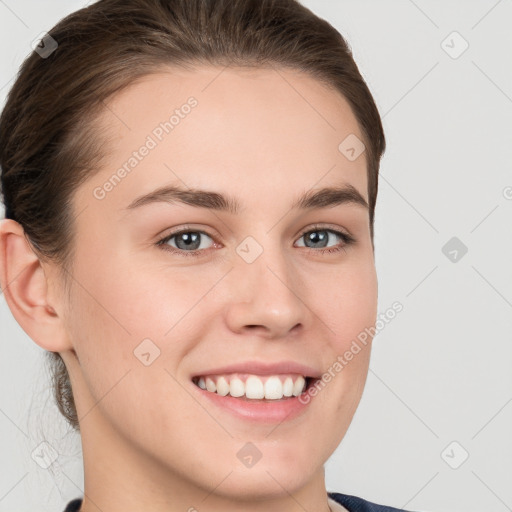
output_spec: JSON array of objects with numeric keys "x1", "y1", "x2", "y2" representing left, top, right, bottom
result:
[{"x1": 195, "y1": 374, "x2": 307, "y2": 400}]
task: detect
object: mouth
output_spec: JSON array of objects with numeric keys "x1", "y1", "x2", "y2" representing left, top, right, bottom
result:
[{"x1": 191, "y1": 373, "x2": 319, "y2": 402}]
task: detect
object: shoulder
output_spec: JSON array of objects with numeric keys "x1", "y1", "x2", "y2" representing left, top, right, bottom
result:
[
  {"x1": 63, "y1": 498, "x2": 82, "y2": 512},
  {"x1": 328, "y1": 491, "x2": 418, "y2": 512},
  {"x1": 65, "y1": 494, "x2": 416, "y2": 512}
]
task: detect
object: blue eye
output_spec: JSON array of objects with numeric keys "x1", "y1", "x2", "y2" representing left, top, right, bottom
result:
[
  {"x1": 156, "y1": 225, "x2": 356, "y2": 258},
  {"x1": 295, "y1": 228, "x2": 355, "y2": 253},
  {"x1": 157, "y1": 229, "x2": 214, "y2": 257}
]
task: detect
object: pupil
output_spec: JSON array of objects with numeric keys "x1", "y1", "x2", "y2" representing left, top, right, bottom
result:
[
  {"x1": 307, "y1": 231, "x2": 327, "y2": 248},
  {"x1": 177, "y1": 232, "x2": 200, "y2": 250}
]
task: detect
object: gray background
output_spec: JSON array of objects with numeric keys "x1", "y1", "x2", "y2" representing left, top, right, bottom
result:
[{"x1": 1, "y1": 1, "x2": 511, "y2": 511}]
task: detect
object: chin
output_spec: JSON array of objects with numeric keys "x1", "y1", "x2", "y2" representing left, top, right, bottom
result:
[{"x1": 210, "y1": 465, "x2": 316, "y2": 501}]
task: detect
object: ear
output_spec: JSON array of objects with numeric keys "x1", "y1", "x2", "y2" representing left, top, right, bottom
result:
[{"x1": 0, "y1": 218, "x2": 72, "y2": 352}]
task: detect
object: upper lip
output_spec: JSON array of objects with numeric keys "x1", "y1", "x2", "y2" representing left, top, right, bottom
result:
[{"x1": 191, "y1": 360, "x2": 322, "y2": 379}]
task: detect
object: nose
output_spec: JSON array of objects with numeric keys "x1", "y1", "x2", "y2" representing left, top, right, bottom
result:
[{"x1": 224, "y1": 242, "x2": 312, "y2": 339}]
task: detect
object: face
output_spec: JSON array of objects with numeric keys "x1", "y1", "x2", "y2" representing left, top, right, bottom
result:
[{"x1": 59, "y1": 66, "x2": 378, "y2": 502}]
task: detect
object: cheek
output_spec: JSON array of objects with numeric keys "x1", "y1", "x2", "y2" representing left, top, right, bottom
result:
[
  {"x1": 66, "y1": 254, "x2": 221, "y2": 409},
  {"x1": 312, "y1": 257, "x2": 378, "y2": 345},
  {"x1": 65, "y1": 271, "x2": 188, "y2": 436},
  {"x1": 93, "y1": 251, "x2": 222, "y2": 337},
  {"x1": 306, "y1": 256, "x2": 377, "y2": 401}
]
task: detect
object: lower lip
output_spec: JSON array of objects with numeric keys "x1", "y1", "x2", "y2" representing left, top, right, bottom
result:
[{"x1": 191, "y1": 380, "x2": 317, "y2": 423}]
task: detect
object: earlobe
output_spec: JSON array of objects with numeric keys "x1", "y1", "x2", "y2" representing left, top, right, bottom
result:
[{"x1": 0, "y1": 218, "x2": 71, "y2": 352}]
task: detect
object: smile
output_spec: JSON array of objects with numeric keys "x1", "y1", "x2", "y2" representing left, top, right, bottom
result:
[
  {"x1": 192, "y1": 373, "x2": 311, "y2": 400},
  {"x1": 191, "y1": 373, "x2": 321, "y2": 423}
]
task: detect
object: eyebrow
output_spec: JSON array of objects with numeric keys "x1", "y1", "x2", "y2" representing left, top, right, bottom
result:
[{"x1": 123, "y1": 183, "x2": 369, "y2": 214}]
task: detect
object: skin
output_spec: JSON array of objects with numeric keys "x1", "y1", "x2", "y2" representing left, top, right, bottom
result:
[{"x1": 0, "y1": 66, "x2": 378, "y2": 512}]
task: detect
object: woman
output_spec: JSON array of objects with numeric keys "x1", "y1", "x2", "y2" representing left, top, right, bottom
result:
[{"x1": 0, "y1": 1, "x2": 412, "y2": 511}]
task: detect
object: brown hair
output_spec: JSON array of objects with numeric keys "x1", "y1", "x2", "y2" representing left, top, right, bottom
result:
[{"x1": 0, "y1": 0, "x2": 386, "y2": 431}]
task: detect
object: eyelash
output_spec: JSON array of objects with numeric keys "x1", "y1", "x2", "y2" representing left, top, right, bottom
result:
[{"x1": 156, "y1": 224, "x2": 356, "y2": 258}]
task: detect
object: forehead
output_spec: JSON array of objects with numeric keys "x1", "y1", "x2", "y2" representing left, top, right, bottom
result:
[{"x1": 76, "y1": 66, "x2": 368, "y2": 215}]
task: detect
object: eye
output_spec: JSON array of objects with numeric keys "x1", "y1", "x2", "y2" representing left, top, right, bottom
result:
[
  {"x1": 156, "y1": 224, "x2": 356, "y2": 258},
  {"x1": 295, "y1": 225, "x2": 356, "y2": 255},
  {"x1": 156, "y1": 227, "x2": 215, "y2": 257}
]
